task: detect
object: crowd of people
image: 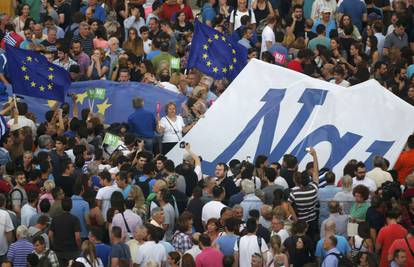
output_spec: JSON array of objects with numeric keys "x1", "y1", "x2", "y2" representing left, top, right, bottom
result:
[{"x1": 0, "y1": 0, "x2": 413, "y2": 267}]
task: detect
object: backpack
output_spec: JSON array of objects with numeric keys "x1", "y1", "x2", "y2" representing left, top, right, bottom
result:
[
  {"x1": 381, "y1": 180, "x2": 401, "y2": 201},
  {"x1": 232, "y1": 9, "x2": 252, "y2": 29},
  {"x1": 236, "y1": 235, "x2": 262, "y2": 255},
  {"x1": 27, "y1": 229, "x2": 44, "y2": 243},
  {"x1": 10, "y1": 188, "x2": 24, "y2": 205},
  {"x1": 37, "y1": 250, "x2": 52, "y2": 267},
  {"x1": 135, "y1": 177, "x2": 152, "y2": 198},
  {"x1": 326, "y1": 252, "x2": 354, "y2": 267}
]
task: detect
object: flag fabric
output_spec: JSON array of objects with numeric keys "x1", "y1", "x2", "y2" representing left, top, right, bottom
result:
[
  {"x1": 5, "y1": 45, "x2": 71, "y2": 102},
  {"x1": 0, "y1": 115, "x2": 6, "y2": 138},
  {"x1": 187, "y1": 20, "x2": 248, "y2": 80}
]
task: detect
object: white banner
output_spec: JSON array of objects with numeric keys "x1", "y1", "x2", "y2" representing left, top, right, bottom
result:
[{"x1": 167, "y1": 59, "x2": 414, "y2": 176}]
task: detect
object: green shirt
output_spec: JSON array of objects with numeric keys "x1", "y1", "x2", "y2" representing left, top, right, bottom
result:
[
  {"x1": 23, "y1": 0, "x2": 40, "y2": 22},
  {"x1": 350, "y1": 202, "x2": 370, "y2": 222}
]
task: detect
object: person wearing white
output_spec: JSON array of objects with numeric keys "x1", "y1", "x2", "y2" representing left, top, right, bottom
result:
[
  {"x1": 157, "y1": 102, "x2": 189, "y2": 155},
  {"x1": 136, "y1": 226, "x2": 167, "y2": 266},
  {"x1": 123, "y1": 7, "x2": 146, "y2": 37},
  {"x1": 261, "y1": 17, "x2": 276, "y2": 56},
  {"x1": 270, "y1": 217, "x2": 289, "y2": 243},
  {"x1": 311, "y1": 0, "x2": 337, "y2": 20},
  {"x1": 352, "y1": 163, "x2": 377, "y2": 193},
  {"x1": 366, "y1": 156, "x2": 393, "y2": 188},
  {"x1": 201, "y1": 186, "x2": 227, "y2": 224},
  {"x1": 96, "y1": 172, "x2": 122, "y2": 221},
  {"x1": 234, "y1": 219, "x2": 268, "y2": 267},
  {"x1": 229, "y1": 0, "x2": 256, "y2": 31},
  {"x1": 0, "y1": 207, "x2": 14, "y2": 258},
  {"x1": 334, "y1": 175, "x2": 354, "y2": 215},
  {"x1": 75, "y1": 240, "x2": 104, "y2": 267},
  {"x1": 21, "y1": 202, "x2": 37, "y2": 227}
]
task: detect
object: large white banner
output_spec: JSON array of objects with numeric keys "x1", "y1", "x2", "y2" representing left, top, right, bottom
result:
[{"x1": 168, "y1": 59, "x2": 414, "y2": 176}]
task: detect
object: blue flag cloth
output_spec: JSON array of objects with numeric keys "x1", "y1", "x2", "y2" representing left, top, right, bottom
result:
[
  {"x1": 187, "y1": 20, "x2": 247, "y2": 80},
  {"x1": 2, "y1": 80, "x2": 187, "y2": 124},
  {"x1": 6, "y1": 45, "x2": 71, "y2": 102}
]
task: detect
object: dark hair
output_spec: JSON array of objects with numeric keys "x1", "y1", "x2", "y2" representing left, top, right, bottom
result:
[
  {"x1": 264, "y1": 167, "x2": 277, "y2": 182},
  {"x1": 407, "y1": 135, "x2": 414, "y2": 149},
  {"x1": 199, "y1": 234, "x2": 212, "y2": 247},
  {"x1": 246, "y1": 218, "x2": 257, "y2": 233},
  {"x1": 39, "y1": 198, "x2": 51, "y2": 213},
  {"x1": 143, "y1": 161, "x2": 156, "y2": 175},
  {"x1": 111, "y1": 226, "x2": 122, "y2": 238},
  {"x1": 355, "y1": 161, "x2": 365, "y2": 170},
  {"x1": 325, "y1": 171, "x2": 335, "y2": 184},
  {"x1": 352, "y1": 185, "x2": 370, "y2": 200},
  {"x1": 249, "y1": 209, "x2": 260, "y2": 220},
  {"x1": 90, "y1": 226, "x2": 103, "y2": 241},
  {"x1": 316, "y1": 24, "x2": 326, "y2": 35},
  {"x1": 291, "y1": 220, "x2": 308, "y2": 235},
  {"x1": 328, "y1": 235, "x2": 338, "y2": 246},
  {"x1": 27, "y1": 190, "x2": 38, "y2": 203},
  {"x1": 168, "y1": 251, "x2": 181, "y2": 264},
  {"x1": 275, "y1": 31, "x2": 284, "y2": 43},
  {"x1": 224, "y1": 217, "x2": 237, "y2": 232},
  {"x1": 99, "y1": 170, "x2": 112, "y2": 182},
  {"x1": 61, "y1": 197, "x2": 73, "y2": 211},
  {"x1": 284, "y1": 154, "x2": 298, "y2": 169},
  {"x1": 254, "y1": 155, "x2": 267, "y2": 168},
  {"x1": 212, "y1": 185, "x2": 224, "y2": 198},
  {"x1": 386, "y1": 209, "x2": 401, "y2": 220}
]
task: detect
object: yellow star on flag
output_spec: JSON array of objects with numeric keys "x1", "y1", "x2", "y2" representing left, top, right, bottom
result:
[
  {"x1": 97, "y1": 98, "x2": 112, "y2": 115},
  {"x1": 222, "y1": 67, "x2": 227, "y2": 73},
  {"x1": 214, "y1": 34, "x2": 219, "y2": 40},
  {"x1": 30, "y1": 81, "x2": 36, "y2": 87},
  {"x1": 26, "y1": 56, "x2": 32, "y2": 62},
  {"x1": 76, "y1": 92, "x2": 88, "y2": 104},
  {"x1": 47, "y1": 100, "x2": 57, "y2": 108},
  {"x1": 232, "y1": 49, "x2": 236, "y2": 54},
  {"x1": 48, "y1": 74, "x2": 54, "y2": 80},
  {"x1": 24, "y1": 75, "x2": 30, "y2": 80},
  {"x1": 47, "y1": 83, "x2": 53, "y2": 90},
  {"x1": 21, "y1": 65, "x2": 27, "y2": 71},
  {"x1": 212, "y1": 67, "x2": 218, "y2": 73},
  {"x1": 202, "y1": 53, "x2": 208, "y2": 59},
  {"x1": 221, "y1": 36, "x2": 226, "y2": 41},
  {"x1": 206, "y1": 61, "x2": 212, "y2": 67},
  {"x1": 207, "y1": 38, "x2": 212, "y2": 43},
  {"x1": 39, "y1": 86, "x2": 45, "y2": 92},
  {"x1": 203, "y1": 44, "x2": 208, "y2": 50},
  {"x1": 229, "y1": 64, "x2": 234, "y2": 70},
  {"x1": 49, "y1": 67, "x2": 54, "y2": 71},
  {"x1": 233, "y1": 58, "x2": 237, "y2": 63}
]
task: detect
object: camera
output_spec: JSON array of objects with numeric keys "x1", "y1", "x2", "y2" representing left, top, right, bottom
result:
[{"x1": 179, "y1": 141, "x2": 186, "y2": 148}]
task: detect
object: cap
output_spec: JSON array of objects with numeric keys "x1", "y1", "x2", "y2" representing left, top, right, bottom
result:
[
  {"x1": 166, "y1": 174, "x2": 177, "y2": 188},
  {"x1": 320, "y1": 7, "x2": 331, "y2": 13}
]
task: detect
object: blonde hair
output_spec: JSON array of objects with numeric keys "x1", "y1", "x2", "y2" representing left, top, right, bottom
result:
[
  {"x1": 43, "y1": 180, "x2": 55, "y2": 192},
  {"x1": 269, "y1": 235, "x2": 282, "y2": 254},
  {"x1": 81, "y1": 240, "x2": 99, "y2": 267}
]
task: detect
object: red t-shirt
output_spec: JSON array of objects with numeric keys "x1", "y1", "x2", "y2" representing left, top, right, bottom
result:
[
  {"x1": 388, "y1": 237, "x2": 414, "y2": 267},
  {"x1": 287, "y1": 59, "x2": 303, "y2": 73},
  {"x1": 0, "y1": 179, "x2": 11, "y2": 194},
  {"x1": 24, "y1": 183, "x2": 40, "y2": 195},
  {"x1": 160, "y1": 3, "x2": 180, "y2": 21},
  {"x1": 195, "y1": 247, "x2": 224, "y2": 267},
  {"x1": 376, "y1": 223, "x2": 407, "y2": 267},
  {"x1": 394, "y1": 149, "x2": 414, "y2": 184}
]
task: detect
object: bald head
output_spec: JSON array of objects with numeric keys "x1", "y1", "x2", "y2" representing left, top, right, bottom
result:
[{"x1": 324, "y1": 220, "x2": 336, "y2": 234}]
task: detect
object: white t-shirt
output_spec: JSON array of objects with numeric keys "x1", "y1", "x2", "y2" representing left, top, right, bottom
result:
[
  {"x1": 75, "y1": 257, "x2": 104, "y2": 267},
  {"x1": 143, "y1": 39, "x2": 152, "y2": 54},
  {"x1": 21, "y1": 204, "x2": 37, "y2": 227},
  {"x1": 261, "y1": 25, "x2": 275, "y2": 54},
  {"x1": 352, "y1": 177, "x2": 377, "y2": 193},
  {"x1": 0, "y1": 209, "x2": 14, "y2": 255},
  {"x1": 201, "y1": 200, "x2": 227, "y2": 223},
  {"x1": 96, "y1": 185, "x2": 122, "y2": 220},
  {"x1": 234, "y1": 235, "x2": 268, "y2": 267},
  {"x1": 274, "y1": 176, "x2": 289, "y2": 189},
  {"x1": 230, "y1": 9, "x2": 256, "y2": 30},
  {"x1": 136, "y1": 241, "x2": 167, "y2": 266},
  {"x1": 160, "y1": 116, "x2": 185, "y2": 143},
  {"x1": 330, "y1": 79, "x2": 350, "y2": 87},
  {"x1": 271, "y1": 228, "x2": 289, "y2": 243}
]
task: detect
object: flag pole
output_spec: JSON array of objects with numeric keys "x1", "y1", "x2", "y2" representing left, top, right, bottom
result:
[{"x1": 12, "y1": 94, "x2": 18, "y2": 110}]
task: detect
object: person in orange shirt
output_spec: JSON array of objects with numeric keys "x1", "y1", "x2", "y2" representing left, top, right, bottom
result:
[{"x1": 394, "y1": 135, "x2": 414, "y2": 185}]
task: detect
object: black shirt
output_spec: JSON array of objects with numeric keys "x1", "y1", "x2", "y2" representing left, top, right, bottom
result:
[
  {"x1": 219, "y1": 177, "x2": 239, "y2": 202},
  {"x1": 50, "y1": 212, "x2": 81, "y2": 252},
  {"x1": 280, "y1": 169, "x2": 295, "y2": 188},
  {"x1": 56, "y1": 175, "x2": 75, "y2": 197},
  {"x1": 187, "y1": 197, "x2": 204, "y2": 233},
  {"x1": 57, "y1": 2, "x2": 72, "y2": 30}
]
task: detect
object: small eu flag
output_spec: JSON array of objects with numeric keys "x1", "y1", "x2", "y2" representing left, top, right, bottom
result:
[
  {"x1": 187, "y1": 20, "x2": 247, "y2": 80},
  {"x1": 6, "y1": 45, "x2": 71, "y2": 102}
]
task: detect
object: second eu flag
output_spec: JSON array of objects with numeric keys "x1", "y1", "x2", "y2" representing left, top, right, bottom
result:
[
  {"x1": 6, "y1": 45, "x2": 71, "y2": 102},
  {"x1": 187, "y1": 20, "x2": 247, "y2": 80}
]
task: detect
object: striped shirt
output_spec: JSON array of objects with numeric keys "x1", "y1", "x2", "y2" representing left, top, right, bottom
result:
[
  {"x1": 7, "y1": 239, "x2": 34, "y2": 267},
  {"x1": 73, "y1": 34, "x2": 94, "y2": 56},
  {"x1": 288, "y1": 181, "x2": 319, "y2": 222}
]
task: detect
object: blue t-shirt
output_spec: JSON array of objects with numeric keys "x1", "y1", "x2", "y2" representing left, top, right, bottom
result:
[
  {"x1": 96, "y1": 243, "x2": 112, "y2": 267},
  {"x1": 315, "y1": 235, "x2": 351, "y2": 259},
  {"x1": 312, "y1": 19, "x2": 337, "y2": 37},
  {"x1": 216, "y1": 235, "x2": 238, "y2": 256},
  {"x1": 81, "y1": 5, "x2": 106, "y2": 22},
  {"x1": 338, "y1": 0, "x2": 367, "y2": 31}
]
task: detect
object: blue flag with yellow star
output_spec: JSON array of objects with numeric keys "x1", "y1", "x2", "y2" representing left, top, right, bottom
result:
[
  {"x1": 187, "y1": 20, "x2": 247, "y2": 80},
  {"x1": 6, "y1": 45, "x2": 71, "y2": 102}
]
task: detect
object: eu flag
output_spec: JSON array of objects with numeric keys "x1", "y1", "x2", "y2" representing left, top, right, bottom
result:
[
  {"x1": 187, "y1": 20, "x2": 247, "y2": 80},
  {"x1": 6, "y1": 45, "x2": 71, "y2": 102}
]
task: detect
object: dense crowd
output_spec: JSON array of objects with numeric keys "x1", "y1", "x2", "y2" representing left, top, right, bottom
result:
[{"x1": 0, "y1": 0, "x2": 413, "y2": 267}]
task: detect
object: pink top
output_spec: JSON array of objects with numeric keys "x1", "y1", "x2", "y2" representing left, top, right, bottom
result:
[
  {"x1": 93, "y1": 38, "x2": 109, "y2": 49},
  {"x1": 38, "y1": 193, "x2": 54, "y2": 211},
  {"x1": 195, "y1": 247, "x2": 224, "y2": 267}
]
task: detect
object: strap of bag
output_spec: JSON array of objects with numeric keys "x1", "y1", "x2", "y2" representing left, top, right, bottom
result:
[
  {"x1": 121, "y1": 212, "x2": 132, "y2": 234},
  {"x1": 165, "y1": 117, "x2": 181, "y2": 141},
  {"x1": 405, "y1": 237, "x2": 414, "y2": 257}
]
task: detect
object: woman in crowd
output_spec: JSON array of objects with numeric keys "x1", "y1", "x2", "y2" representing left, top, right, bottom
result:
[
  {"x1": 123, "y1": 27, "x2": 145, "y2": 60},
  {"x1": 350, "y1": 185, "x2": 371, "y2": 223},
  {"x1": 13, "y1": 4, "x2": 30, "y2": 33},
  {"x1": 87, "y1": 48, "x2": 110, "y2": 80},
  {"x1": 172, "y1": 211, "x2": 194, "y2": 253},
  {"x1": 75, "y1": 240, "x2": 104, "y2": 267}
]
